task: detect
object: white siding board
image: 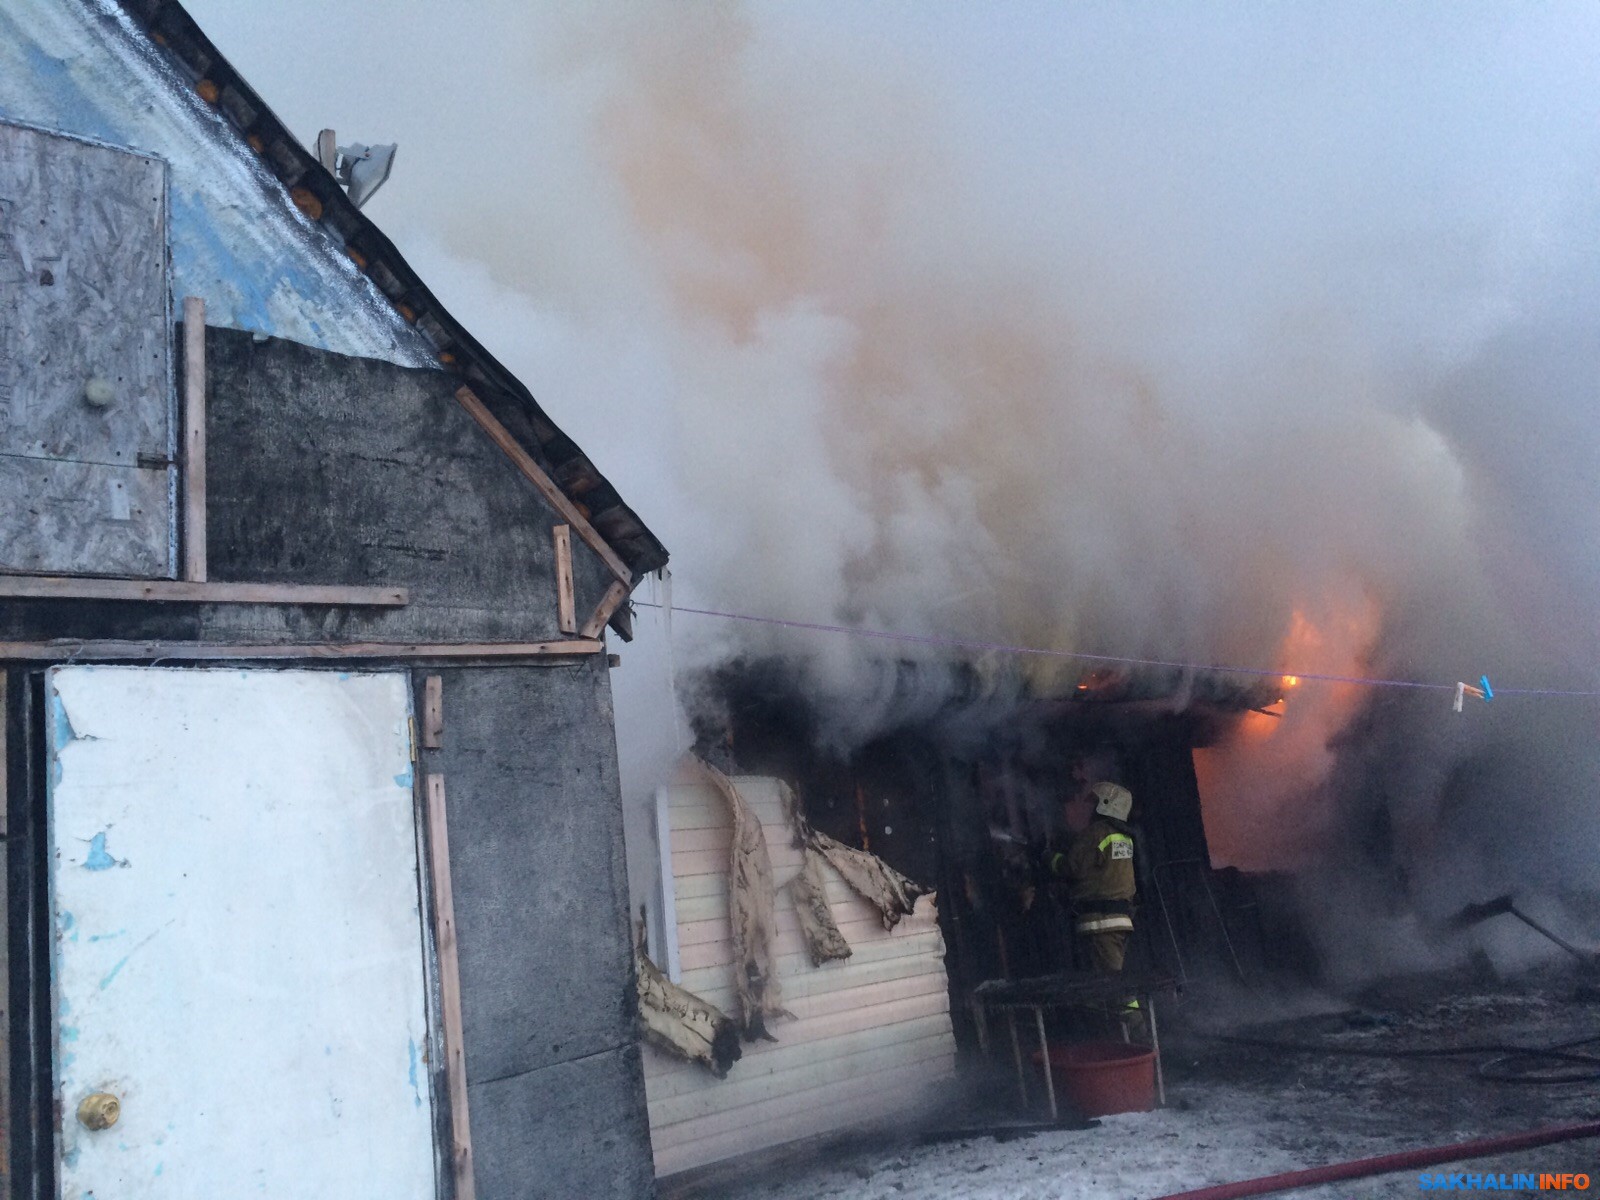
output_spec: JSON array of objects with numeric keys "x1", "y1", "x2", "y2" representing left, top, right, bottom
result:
[
  {"x1": 678, "y1": 920, "x2": 943, "y2": 973},
  {"x1": 673, "y1": 871, "x2": 858, "y2": 908},
  {"x1": 676, "y1": 927, "x2": 945, "y2": 995},
  {"x1": 652, "y1": 1054, "x2": 957, "y2": 1178},
  {"x1": 645, "y1": 775, "x2": 956, "y2": 1177},
  {"x1": 681, "y1": 944, "x2": 952, "y2": 1016},
  {"x1": 779, "y1": 969, "x2": 950, "y2": 1022},
  {"x1": 651, "y1": 1027, "x2": 955, "y2": 1125},
  {"x1": 645, "y1": 989, "x2": 951, "y2": 1086},
  {"x1": 675, "y1": 898, "x2": 941, "y2": 944},
  {"x1": 650, "y1": 963, "x2": 953, "y2": 1046},
  {"x1": 672, "y1": 845, "x2": 803, "y2": 877},
  {"x1": 646, "y1": 1003, "x2": 951, "y2": 1098},
  {"x1": 677, "y1": 906, "x2": 918, "y2": 949}
]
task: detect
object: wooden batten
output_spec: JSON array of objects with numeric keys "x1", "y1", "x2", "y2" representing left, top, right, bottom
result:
[
  {"x1": 0, "y1": 576, "x2": 407, "y2": 606},
  {"x1": 580, "y1": 579, "x2": 630, "y2": 640},
  {"x1": 452, "y1": 386, "x2": 632, "y2": 585},
  {"x1": 0, "y1": 638, "x2": 603, "y2": 663},
  {"x1": 0, "y1": 671, "x2": 7, "y2": 840},
  {"x1": 421, "y1": 675, "x2": 444, "y2": 748},
  {"x1": 424, "y1": 774, "x2": 476, "y2": 1200},
  {"x1": 553, "y1": 525, "x2": 577, "y2": 634},
  {"x1": 182, "y1": 296, "x2": 207, "y2": 583}
]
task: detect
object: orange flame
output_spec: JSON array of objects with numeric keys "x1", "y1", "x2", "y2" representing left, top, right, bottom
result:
[{"x1": 1193, "y1": 592, "x2": 1380, "y2": 871}]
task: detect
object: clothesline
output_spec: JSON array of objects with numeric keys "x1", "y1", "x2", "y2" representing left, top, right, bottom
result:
[{"x1": 631, "y1": 600, "x2": 1600, "y2": 700}]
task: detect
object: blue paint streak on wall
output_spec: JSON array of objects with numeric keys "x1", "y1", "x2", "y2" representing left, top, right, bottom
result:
[
  {"x1": 12, "y1": 30, "x2": 120, "y2": 146},
  {"x1": 394, "y1": 765, "x2": 414, "y2": 788},
  {"x1": 167, "y1": 188, "x2": 279, "y2": 334},
  {"x1": 88, "y1": 928, "x2": 127, "y2": 942},
  {"x1": 84, "y1": 831, "x2": 117, "y2": 870},
  {"x1": 60, "y1": 1024, "x2": 78, "y2": 1042},
  {"x1": 100, "y1": 954, "x2": 131, "y2": 990},
  {"x1": 408, "y1": 1038, "x2": 423, "y2": 1108},
  {"x1": 50, "y1": 691, "x2": 74, "y2": 752}
]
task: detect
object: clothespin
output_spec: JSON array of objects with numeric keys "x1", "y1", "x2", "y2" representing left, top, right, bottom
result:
[
  {"x1": 1480, "y1": 675, "x2": 1493, "y2": 701},
  {"x1": 1453, "y1": 679, "x2": 1487, "y2": 713}
]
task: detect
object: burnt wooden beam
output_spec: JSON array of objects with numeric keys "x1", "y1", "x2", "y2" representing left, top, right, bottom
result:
[
  {"x1": 0, "y1": 638, "x2": 603, "y2": 662},
  {"x1": 453, "y1": 386, "x2": 632, "y2": 585},
  {"x1": 581, "y1": 580, "x2": 631, "y2": 641},
  {"x1": 0, "y1": 577, "x2": 406, "y2": 606}
]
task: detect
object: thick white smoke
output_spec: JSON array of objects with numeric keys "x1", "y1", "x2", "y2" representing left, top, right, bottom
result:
[{"x1": 194, "y1": 2, "x2": 1600, "y2": 949}]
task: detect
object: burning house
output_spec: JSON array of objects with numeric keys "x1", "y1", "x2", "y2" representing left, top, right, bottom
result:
[
  {"x1": 625, "y1": 648, "x2": 1315, "y2": 1184},
  {"x1": 9, "y1": 1, "x2": 1598, "y2": 1196},
  {"x1": 2, "y1": 1, "x2": 666, "y2": 1195}
]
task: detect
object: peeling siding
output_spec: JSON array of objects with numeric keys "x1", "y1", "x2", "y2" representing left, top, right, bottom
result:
[
  {"x1": 645, "y1": 777, "x2": 957, "y2": 1179},
  {"x1": 0, "y1": 0, "x2": 435, "y2": 365}
]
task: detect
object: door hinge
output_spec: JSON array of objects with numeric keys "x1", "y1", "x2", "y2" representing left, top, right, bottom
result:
[{"x1": 136, "y1": 451, "x2": 177, "y2": 470}]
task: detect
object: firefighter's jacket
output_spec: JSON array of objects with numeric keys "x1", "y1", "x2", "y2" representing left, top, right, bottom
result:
[{"x1": 1049, "y1": 818, "x2": 1136, "y2": 912}]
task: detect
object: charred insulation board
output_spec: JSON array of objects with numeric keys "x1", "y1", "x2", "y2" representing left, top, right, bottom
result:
[
  {"x1": 0, "y1": 120, "x2": 174, "y2": 578},
  {"x1": 427, "y1": 661, "x2": 655, "y2": 1198}
]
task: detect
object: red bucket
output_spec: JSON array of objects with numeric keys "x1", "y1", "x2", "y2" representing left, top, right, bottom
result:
[{"x1": 1031, "y1": 1040, "x2": 1156, "y2": 1117}]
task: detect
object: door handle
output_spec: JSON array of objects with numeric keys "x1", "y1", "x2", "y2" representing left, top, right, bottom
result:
[{"x1": 76, "y1": 1092, "x2": 120, "y2": 1131}]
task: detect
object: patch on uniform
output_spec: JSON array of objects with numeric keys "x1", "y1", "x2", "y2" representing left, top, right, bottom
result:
[{"x1": 1109, "y1": 840, "x2": 1133, "y2": 860}]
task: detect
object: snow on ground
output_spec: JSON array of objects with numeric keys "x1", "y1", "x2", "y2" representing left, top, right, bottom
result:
[{"x1": 689, "y1": 967, "x2": 1600, "y2": 1200}]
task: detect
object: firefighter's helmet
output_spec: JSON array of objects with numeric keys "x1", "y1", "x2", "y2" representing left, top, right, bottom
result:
[{"x1": 1091, "y1": 781, "x2": 1133, "y2": 822}]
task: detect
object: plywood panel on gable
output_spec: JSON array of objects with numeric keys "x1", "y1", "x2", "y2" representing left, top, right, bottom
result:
[{"x1": 0, "y1": 120, "x2": 173, "y2": 577}]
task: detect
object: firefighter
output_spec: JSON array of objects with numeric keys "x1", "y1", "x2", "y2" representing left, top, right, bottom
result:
[{"x1": 1048, "y1": 781, "x2": 1136, "y2": 973}]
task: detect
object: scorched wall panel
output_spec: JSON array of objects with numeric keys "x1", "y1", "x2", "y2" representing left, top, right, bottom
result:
[{"x1": 426, "y1": 660, "x2": 654, "y2": 1200}]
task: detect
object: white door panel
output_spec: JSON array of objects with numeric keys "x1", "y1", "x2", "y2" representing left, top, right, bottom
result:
[{"x1": 47, "y1": 666, "x2": 436, "y2": 1198}]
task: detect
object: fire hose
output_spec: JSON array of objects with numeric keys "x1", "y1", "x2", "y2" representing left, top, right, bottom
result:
[{"x1": 1149, "y1": 1119, "x2": 1600, "y2": 1200}]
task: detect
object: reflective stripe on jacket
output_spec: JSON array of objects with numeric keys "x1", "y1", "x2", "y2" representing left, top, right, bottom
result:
[
  {"x1": 1074, "y1": 912, "x2": 1135, "y2": 934},
  {"x1": 1063, "y1": 818, "x2": 1136, "y2": 905}
]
